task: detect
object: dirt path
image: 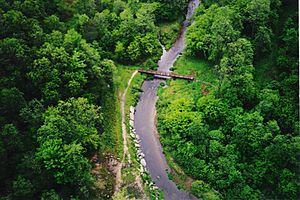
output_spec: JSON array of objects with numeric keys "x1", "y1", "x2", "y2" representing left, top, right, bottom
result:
[{"x1": 114, "y1": 70, "x2": 140, "y2": 195}]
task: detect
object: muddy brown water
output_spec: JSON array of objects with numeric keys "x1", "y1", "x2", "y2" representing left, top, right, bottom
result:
[{"x1": 134, "y1": 0, "x2": 200, "y2": 199}]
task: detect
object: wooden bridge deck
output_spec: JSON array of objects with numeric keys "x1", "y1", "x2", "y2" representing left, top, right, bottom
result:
[{"x1": 138, "y1": 69, "x2": 195, "y2": 80}]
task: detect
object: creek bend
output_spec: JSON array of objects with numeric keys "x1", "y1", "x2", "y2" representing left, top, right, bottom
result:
[{"x1": 134, "y1": 0, "x2": 200, "y2": 199}]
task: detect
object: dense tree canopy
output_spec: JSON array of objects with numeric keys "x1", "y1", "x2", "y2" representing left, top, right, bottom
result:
[
  {"x1": 0, "y1": 0, "x2": 189, "y2": 199},
  {"x1": 141, "y1": 0, "x2": 189, "y2": 21},
  {"x1": 36, "y1": 98, "x2": 101, "y2": 197},
  {"x1": 0, "y1": 0, "x2": 298, "y2": 199}
]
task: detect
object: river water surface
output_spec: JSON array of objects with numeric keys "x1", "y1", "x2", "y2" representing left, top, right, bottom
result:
[{"x1": 134, "y1": 1, "x2": 200, "y2": 199}]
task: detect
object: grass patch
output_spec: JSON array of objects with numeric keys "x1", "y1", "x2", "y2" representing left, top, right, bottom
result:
[
  {"x1": 101, "y1": 65, "x2": 141, "y2": 158},
  {"x1": 103, "y1": 65, "x2": 143, "y2": 157},
  {"x1": 172, "y1": 56, "x2": 216, "y2": 83},
  {"x1": 158, "y1": 56, "x2": 216, "y2": 103},
  {"x1": 114, "y1": 65, "x2": 140, "y2": 92},
  {"x1": 101, "y1": 82, "x2": 122, "y2": 158}
]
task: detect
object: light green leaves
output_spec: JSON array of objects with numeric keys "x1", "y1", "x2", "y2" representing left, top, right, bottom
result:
[{"x1": 36, "y1": 98, "x2": 101, "y2": 186}]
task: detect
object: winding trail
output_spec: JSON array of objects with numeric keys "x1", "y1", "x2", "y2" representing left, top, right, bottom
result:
[
  {"x1": 134, "y1": 0, "x2": 200, "y2": 199},
  {"x1": 114, "y1": 70, "x2": 138, "y2": 194}
]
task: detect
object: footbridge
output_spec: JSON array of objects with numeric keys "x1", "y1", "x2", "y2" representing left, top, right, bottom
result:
[{"x1": 138, "y1": 69, "x2": 195, "y2": 80}]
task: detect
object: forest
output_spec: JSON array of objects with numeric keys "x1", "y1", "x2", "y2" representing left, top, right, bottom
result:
[
  {"x1": 0, "y1": 0, "x2": 188, "y2": 199},
  {"x1": 157, "y1": 0, "x2": 299, "y2": 199},
  {"x1": 0, "y1": 0, "x2": 299, "y2": 199}
]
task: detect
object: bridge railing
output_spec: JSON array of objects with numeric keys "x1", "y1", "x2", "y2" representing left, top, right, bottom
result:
[{"x1": 138, "y1": 69, "x2": 194, "y2": 80}]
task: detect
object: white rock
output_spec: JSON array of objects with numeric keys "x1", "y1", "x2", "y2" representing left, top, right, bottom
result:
[
  {"x1": 140, "y1": 158, "x2": 146, "y2": 167},
  {"x1": 135, "y1": 139, "x2": 141, "y2": 144},
  {"x1": 138, "y1": 152, "x2": 145, "y2": 158},
  {"x1": 129, "y1": 120, "x2": 134, "y2": 127},
  {"x1": 137, "y1": 149, "x2": 142, "y2": 154},
  {"x1": 136, "y1": 134, "x2": 140, "y2": 140},
  {"x1": 130, "y1": 112, "x2": 134, "y2": 121},
  {"x1": 140, "y1": 165, "x2": 144, "y2": 174},
  {"x1": 130, "y1": 106, "x2": 135, "y2": 114},
  {"x1": 135, "y1": 143, "x2": 141, "y2": 148}
]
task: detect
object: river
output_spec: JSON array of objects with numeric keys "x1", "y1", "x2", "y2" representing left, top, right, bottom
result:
[{"x1": 134, "y1": 0, "x2": 200, "y2": 199}]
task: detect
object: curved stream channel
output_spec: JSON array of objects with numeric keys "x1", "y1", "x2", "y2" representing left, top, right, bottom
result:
[{"x1": 134, "y1": 1, "x2": 200, "y2": 199}]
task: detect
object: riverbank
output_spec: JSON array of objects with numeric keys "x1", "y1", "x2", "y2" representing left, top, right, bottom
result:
[
  {"x1": 156, "y1": 55, "x2": 221, "y2": 199},
  {"x1": 109, "y1": 1, "x2": 202, "y2": 198},
  {"x1": 134, "y1": 1, "x2": 201, "y2": 199},
  {"x1": 111, "y1": 66, "x2": 164, "y2": 199},
  {"x1": 158, "y1": 20, "x2": 182, "y2": 50},
  {"x1": 110, "y1": 66, "x2": 145, "y2": 199}
]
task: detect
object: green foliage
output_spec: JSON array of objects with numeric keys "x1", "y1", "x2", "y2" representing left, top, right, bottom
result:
[
  {"x1": 113, "y1": 3, "x2": 162, "y2": 63},
  {"x1": 12, "y1": 176, "x2": 35, "y2": 199},
  {"x1": 217, "y1": 38, "x2": 256, "y2": 107},
  {"x1": 28, "y1": 29, "x2": 113, "y2": 104},
  {"x1": 141, "y1": 0, "x2": 189, "y2": 21},
  {"x1": 37, "y1": 139, "x2": 92, "y2": 185},
  {"x1": 159, "y1": 21, "x2": 181, "y2": 49},
  {"x1": 186, "y1": 4, "x2": 241, "y2": 61},
  {"x1": 253, "y1": 26, "x2": 273, "y2": 54},
  {"x1": 0, "y1": 124, "x2": 24, "y2": 184},
  {"x1": 126, "y1": 33, "x2": 161, "y2": 63},
  {"x1": 232, "y1": 112, "x2": 271, "y2": 159},
  {"x1": 19, "y1": 99, "x2": 45, "y2": 134},
  {"x1": 0, "y1": 10, "x2": 39, "y2": 41},
  {"x1": 41, "y1": 189, "x2": 61, "y2": 200},
  {"x1": 157, "y1": 1, "x2": 299, "y2": 198},
  {"x1": 191, "y1": 180, "x2": 220, "y2": 200},
  {"x1": 36, "y1": 98, "x2": 101, "y2": 197},
  {"x1": 244, "y1": 0, "x2": 271, "y2": 32},
  {"x1": 0, "y1": 87, "x2": 25, "y2": 123},
  {"x1": 0, "y1": 0, "x2": 298, "y2": 199},
  {"x1": 255, "y1": 89, "x2": 279, "y2": 120},
  {"x1": 43, "y1": 15, "x2": 66, "y2": 32},
  {"x1": 0, "y1": 0, "x2": 171, "y2": 198},
  {"x1": 197, "y1": 95, "x2": 227, "y2": 127},
  {"x1": 191, "y1": 180, "x2": 210, "y2": 194},
  {"x1": 0, "y1": 37, "x2": 29, "y2": 88},
  {"x1": 37, "y1": 98, "x2": 102, "y2": 153}
]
